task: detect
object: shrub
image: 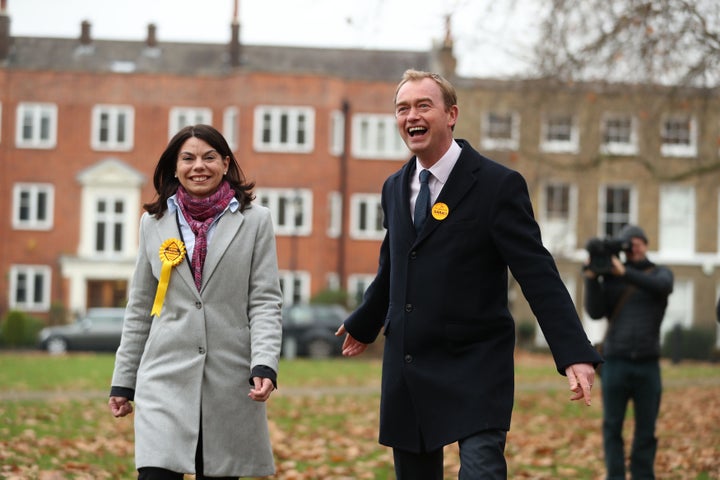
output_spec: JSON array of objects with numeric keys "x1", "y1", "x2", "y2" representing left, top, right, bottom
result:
[
  {"x1": 516, "y1": 320, "x2": 536, "y2": 348},
  {"x1": 661, "y1": 325, "x2": 717, "y2": 362},
  {"x1": 0, "y1": 310, "x2": 45, "y2": 348},
  {"x1": 310, "y1": 289, "x2": 350, "y2": 308}
]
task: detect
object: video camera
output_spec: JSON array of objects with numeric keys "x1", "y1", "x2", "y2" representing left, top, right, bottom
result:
[{"x1": 584, "y1": 236, "x2": 630, "y2": 275}]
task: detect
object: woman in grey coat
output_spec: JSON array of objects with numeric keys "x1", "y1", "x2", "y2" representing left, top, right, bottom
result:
[{"x1": 108, "y1": 124, "x2": 283, "y2": 479}]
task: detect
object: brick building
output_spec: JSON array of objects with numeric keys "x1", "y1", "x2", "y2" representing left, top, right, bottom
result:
[{"x1": 1, "y1": 5, "x2": 719, "y2": 348}]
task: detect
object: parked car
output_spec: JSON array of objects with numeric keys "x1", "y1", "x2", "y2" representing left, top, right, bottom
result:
[
  {"x1": 37, "y1": 307, "x2": 125, "y2": 354},
  {"x1": 282, "y1": 304, "x2": 349, "y2": 359}
]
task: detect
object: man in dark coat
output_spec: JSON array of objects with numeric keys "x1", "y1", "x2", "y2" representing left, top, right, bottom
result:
[
  {"x1": 336, "y1": 70, "x2": 601, "y2": 480},
  {"x1": 584, "y1": 224, "x2": 673, "y2": 479}
]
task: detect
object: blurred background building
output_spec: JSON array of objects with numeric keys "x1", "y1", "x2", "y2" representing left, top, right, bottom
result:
[{"x1": 1, "y1": 1, "x2": 719, "y2": 351}]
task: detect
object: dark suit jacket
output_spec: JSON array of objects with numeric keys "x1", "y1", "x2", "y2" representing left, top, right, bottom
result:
[{"x1": 344, "y1": 139, "x2": 601, "y2": 453}]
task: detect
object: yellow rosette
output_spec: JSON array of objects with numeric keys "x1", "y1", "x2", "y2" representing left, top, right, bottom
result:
[{"x1": 151, "y1": 238, "x2": 186, "y2": 316}]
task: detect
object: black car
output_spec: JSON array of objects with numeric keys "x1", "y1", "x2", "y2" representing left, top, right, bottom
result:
[
  {"x1": 37, "y1": 307, "x2": 125, "y2": 354},
  {"x1": 282, "y1": 304, "x2": 348, "y2": 358}
]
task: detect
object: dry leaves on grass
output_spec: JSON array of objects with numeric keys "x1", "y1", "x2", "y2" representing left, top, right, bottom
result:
[{"x1": 1, "y1": 366, "x2": 718, "y2": 479}]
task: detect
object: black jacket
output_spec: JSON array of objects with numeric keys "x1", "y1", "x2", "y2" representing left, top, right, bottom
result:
[
  {"x1": 345, "y1": 140, "x2": 601, "y2": 453},
  {"x1": 585, "y1": 259, "x2": 673, "y2": 360}
]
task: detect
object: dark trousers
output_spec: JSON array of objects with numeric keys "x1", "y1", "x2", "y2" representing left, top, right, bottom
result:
[
  {"x1": 393, "y1": 429, "x2": 507, "y2": 480},
  {"x1": 137, "y1": 426, "x2": 237, "y2": 480},
  {"x1": 601, "y1": 358, "x2": 661, "y2": 480}
]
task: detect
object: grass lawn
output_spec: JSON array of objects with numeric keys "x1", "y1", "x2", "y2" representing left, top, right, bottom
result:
[{"x1": 0, "y1": 350, "x2": 718, "y2": 479}]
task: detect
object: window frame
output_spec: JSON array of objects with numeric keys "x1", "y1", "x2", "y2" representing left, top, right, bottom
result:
[
  {"x1": 480, "y1": 111, "x2": 520, "y2": 151},
  {"x1": 278, "y1": 270, "x2": 311, "y2": 305},
  {"x1": 351, "y1": 113, "x2": 407, "y2": 160},
  {"x1": 256, "y1": 188, "x2": 313, "y2": 236},
  {"x1": 350, "y1": 193, "x2": 385, "y2": 240},
  {"x1": 91, "y1": 195, "x2": 130, "y2": 258},
  {"x1": 12, "y1": 183, "x2": 55, "y2": 230},
  {"x1": 253, "y1": 106, "x2": 315, "y2": 153},
  {"x1": 598, "y1": 184, "x2": 637, "y2": 238},
  {"x1": 540, "y1": 113, "x2": 579, "y2": 154},
  {"x1": 168, "y1": 107, "x2": 212, "y2": 139},
  {"x1": 660, "y1": 114, "x2": 697, "y2": 158},
  {"x1": 600, "y1": 113, "x2": 638, "y2": 156},
  {"x1": 16, "y1": 102, "x2": 57, "y2": 149},
  {"x1": 91, "y1": 104, "x2": 135, "y2": 151},
  {"x1": 9, "y1": 264, "x2": 52, "y2": 312}
]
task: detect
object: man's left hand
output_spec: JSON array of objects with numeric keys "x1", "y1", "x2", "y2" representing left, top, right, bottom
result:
[{"x1": 565, "y1": 363, "x2": 596, "y2": 406}]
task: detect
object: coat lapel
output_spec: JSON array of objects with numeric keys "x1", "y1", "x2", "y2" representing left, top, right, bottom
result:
[{"x1": 199, "y1": 208, "x2": 244, "y2": 294}]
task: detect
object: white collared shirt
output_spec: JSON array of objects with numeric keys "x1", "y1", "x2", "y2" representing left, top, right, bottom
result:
[{"x1": 410, "y1": 140, "x2": 462, "y2": 222}]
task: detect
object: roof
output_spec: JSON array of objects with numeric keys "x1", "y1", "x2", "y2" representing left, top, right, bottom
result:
[{"x1": 4, "y1": 36, "x2": 433, "y2": 81}]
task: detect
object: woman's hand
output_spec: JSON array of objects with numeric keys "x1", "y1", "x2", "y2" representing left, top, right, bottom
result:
[
  {"x1": 108, "y1": 396, "x2": 133, "y2": 417},
  {"x1": 249, "y1": 377, "x2": 275, "y2": 402}
]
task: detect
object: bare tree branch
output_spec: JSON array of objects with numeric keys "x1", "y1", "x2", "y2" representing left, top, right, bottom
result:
[{"x1": 533, "y1": 0, "x2": 720, "y2": 87}]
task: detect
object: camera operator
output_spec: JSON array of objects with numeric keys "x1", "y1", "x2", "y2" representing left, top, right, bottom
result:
[{"x1": 583, "y1": 224, "x2": 673, "y2": 480}]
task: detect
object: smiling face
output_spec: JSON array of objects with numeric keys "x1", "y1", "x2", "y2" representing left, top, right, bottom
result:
[
  {"x1": 394, "y1": 77, "x2": 458, "y2": 167},
  {"x1": 175, "y1": 136, "x2": 229, "y2": 199}
]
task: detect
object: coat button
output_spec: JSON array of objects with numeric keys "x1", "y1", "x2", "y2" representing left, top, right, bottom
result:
[
  {"x1": 410, "y1": 251, "x2": 417, "y2": 259},
  {"x1": 195, "y1": 301, "x2": 202, "y2": 309},
  {"x1": 198, "y1": 347, "x2": 206, "y2": 354},
  {"x1": 404, "y1": 354, "x2": 413, "y2": 363},
  {"x1": 405, "y1": 304, "x2": 413, "y2": 312}
]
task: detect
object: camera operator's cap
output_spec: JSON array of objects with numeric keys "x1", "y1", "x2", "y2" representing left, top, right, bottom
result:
[{"x1": 619, "y1": 224, "x2": 648, "y2": 244}]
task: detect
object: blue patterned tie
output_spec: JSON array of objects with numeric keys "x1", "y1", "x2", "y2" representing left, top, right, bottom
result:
[{"x1": 414, "y1": 169, "x2": 431, "y2": 233}]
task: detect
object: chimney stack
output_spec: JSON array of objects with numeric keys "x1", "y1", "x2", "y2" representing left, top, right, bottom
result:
[
  {"x1": 0, "y1": 0, "x2": 9, "y2": 61},
  {"x1": 433, "y1": 15, "x2": 457, "y2": 79},
  {"x1": 146, "y1": 23, "x2": 157, "y2": 48},
  {"x1": 80, "y1": 20, "x2": 92, "y2": 45},
  {"x1": 228, "y1": 0, "x2": 241, "y2": 67}
]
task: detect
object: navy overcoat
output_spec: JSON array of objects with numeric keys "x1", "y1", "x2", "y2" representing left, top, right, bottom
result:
[{"x1": 344, "y1": 139, "x2": 601, "y2": 453}]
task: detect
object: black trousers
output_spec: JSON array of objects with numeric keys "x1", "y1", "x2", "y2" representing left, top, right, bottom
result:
[{"x1": 393, "y1": 429, "x2": 507, "y2": 480}]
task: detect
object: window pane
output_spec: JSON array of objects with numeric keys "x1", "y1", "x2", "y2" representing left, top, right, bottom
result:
[
  {"x1": 262, "y1": 113, "x2": 272, "y2": 143},
  {"x1": 488, "y1": 113, "x2": 513, "y2": 139},
  {"x1": 117, "y1": 112, "x2": 126, "y2": 142},
  {"x1": 546, "y1": 185, "x2": 569, "y2": 219},
  {"x1": 297, "y1": 114, "x2": 306, "y2": 145},
  {"x1": 15, "y1": 272, "x2": 27, "y2": 303},
  {"x1": 114, "y1": 223, "x2": 123, "y2": 252},
  {"x1": 33, "y1": 273, "x2": 44, "y2": 303},
  {"x1": 278, "y1": 197, "x2": 288, "y2": 226},
  {"x1": 40, "y1": 115, "x2": 51, "y2": 140},
  {"x1": 96, "y1": 222, "x2": 106, "y2": 251},
  {"x1": 280, "y1": 114, "x2": 289, "y2": 143},
  {"x1": 37, "y1": 191, "x2": 47, "y2": 221},
  {"x1": 19, "y1": 191, "x2": 31, "y2": 220},
  {"x1": 100, "y1": 112, "x2": 110, "y2": 142},
  {"x1": 22, "y1": 112, "x2": 33, "y2": 140},
  {"x1": 359, "y1": 202, "x2": 368, "y2": 230}
]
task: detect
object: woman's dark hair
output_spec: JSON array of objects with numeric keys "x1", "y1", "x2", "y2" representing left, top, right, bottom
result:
[{"x1": 143, "y1": 124, "x2": 255, "y2": 217}]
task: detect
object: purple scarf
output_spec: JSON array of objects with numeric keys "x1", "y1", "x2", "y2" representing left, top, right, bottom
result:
[{"x1": 176, "y1": 181, "x2": 235, "y2": 290}]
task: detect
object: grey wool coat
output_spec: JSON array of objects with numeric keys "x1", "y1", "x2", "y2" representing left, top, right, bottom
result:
[{"x1": 111, "y1": 203, "x2": 283, "y2": 477}]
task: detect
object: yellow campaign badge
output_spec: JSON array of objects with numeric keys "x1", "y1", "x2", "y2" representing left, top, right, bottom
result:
[
  {"x1": 151, "y1": 238, "x2": 186, "y2": 316},
  {"x1": 431, "y1": 202, "x2": 449, "y2": 221}
]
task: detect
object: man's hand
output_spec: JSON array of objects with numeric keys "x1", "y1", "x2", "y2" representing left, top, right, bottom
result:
[
  {"x1": 335, "y1": 324, "x2": 369, "y2": 357},
  {"x1": 565, "y1": 363, "x2": 596, "y2": 406},
  {"x1": 610, "y1": 256, "x2": 626, "y2": 276}
]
